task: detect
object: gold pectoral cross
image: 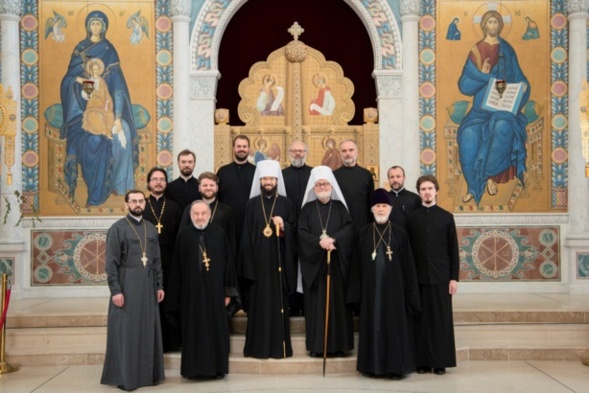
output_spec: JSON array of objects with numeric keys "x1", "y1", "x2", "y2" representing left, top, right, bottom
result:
[
  {"x1": 386, "y1": 246, "x2": 393, "y2": 261},
  {"x1": 155, "y1": 222, "x2": 163, "y2": 234},
  {"x1": 202, "y1": 251, "x2": 210, "y2": 271}
]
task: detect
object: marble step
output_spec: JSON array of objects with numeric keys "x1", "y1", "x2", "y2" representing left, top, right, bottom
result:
[
  {"x1": 8, "y1": 324, "x2": 588, "y2": 353},
  {"x1": 9, "y1": 311, "x2": 589, "y2": 330},
  {"x1": 6, "y1": 329, "x2": 346, "y2": 356},
  {"x1": 5, "y1": 323, "x2": 589, "y2": 369}
]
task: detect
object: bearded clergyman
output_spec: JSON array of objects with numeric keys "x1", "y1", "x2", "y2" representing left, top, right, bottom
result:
[
  {"x1": 350, "y1": 188, "x2": 420, "y2": 379},
  {"x1": 167, "y1": 200, "x2": 238, "y2": 379},
  {"x1": 298, "y1": 166, "x2": 355, "y2": 358},
  {"x1": 239, "y1": 160, "x2": 297, "y2": 359}
]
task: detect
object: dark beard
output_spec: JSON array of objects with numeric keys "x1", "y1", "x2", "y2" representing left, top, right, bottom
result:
[
  {"x1": 235, "y1": 151, "x2": 248, "y2": 162},
  {"x1": 261, "y1": 186, "x2": 277, "y2": 197},
  {"x1": 180, "y1": 168, "x2": 193, "y2": 177},
  {"x1": 129, "y1": 207, "x2": 143, "y2": 217}
]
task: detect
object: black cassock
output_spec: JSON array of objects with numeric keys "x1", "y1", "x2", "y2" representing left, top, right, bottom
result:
[
  {"x1": 167, "y1": 224, "x2": 238, "y2": 378},
  {"x1": 180, "y1": 200, "x2": 240, "y2": 315},
  {"x1": 298, "y1": 199, "x2": 355, "y2": 354},
  {"x1": 350, "y1": 222, "x2": 420, "y2": 376},
  {"x1": 333, "y1": 165, "x2": 374, "y2": 228},
  {"x1": 143, "y1": 195, "x2": 182, "y2": 352},
  {"x1": 406, "y1": 204, "x2": 459, "y2": 369},
  {"x1": 217, "y1": 161, "x2": 256, "y2": 247},
  {"x1": 166, "y1": 176, "x2": 201, "y2": 212},
  {"x1": 387, "y1": 188, "x2": 422, "y2": 230},
  {"x1": 282, "y1": 164, "x2": 312, "y2": 215},
  {"x1": 180, "y1": 200, "x2": 236, "y2": 252},
  {"x1": 239, "y1": 195, "x2": 297, "y2": 359}
]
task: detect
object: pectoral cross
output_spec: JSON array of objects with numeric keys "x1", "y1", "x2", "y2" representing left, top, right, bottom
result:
[
  {"x1": 155, "y1": 222, "x2": 163, "y2": 234},
  {"x1": 202, "y1": 251, "x2": 210, "y2": 271},
  {"x1": 141, "y1": 252, "x2": 148, "y2": 267},
  {"x1": 386, "y1": 246, "x2": 393, "y2": 261}
]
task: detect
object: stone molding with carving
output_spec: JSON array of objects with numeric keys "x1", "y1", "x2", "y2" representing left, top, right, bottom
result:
[
  {"x1": 190, "y1": 72, "x2": 219, "y2": 98},
  {"x1": 567, "y1": 0, "x2": 589, "y2": 14},
  {"x1": 349, "y1": 0, "x2": 401, "y2": 70},
  {"x1": 373, "y1": 72, "x2": 403, "y2": 98},
  {"x1": 400, "y1": 0, "x2": 420, "y2": 16},
  {"x1": 22, "y1": 217, "x2": 117, "y2": 229},
  {"x1": 191, "y1": 0, "x2": 243, "y2": 71},
  {"x1": 454, "y1": 213, "x2": 568, "y2": 226},
  {"x1": 171, "y1": 0, "x2": 191, "y2": 17},
  {"x1": 191, "y1": 0, "x2": 401, "y2": 71},
  {"x1": 0, "y1": 0, "x2": 21, "y2": 15}
]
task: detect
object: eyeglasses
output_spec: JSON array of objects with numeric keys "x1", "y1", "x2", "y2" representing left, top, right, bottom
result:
[
  {"x1": 149, "y1": 177, "x2": 166, "y2": 183},
  {"x1": 290, "y1": 149, "x2": 306, "y2": 153},
  {"x1": 314, "y1": 182, "x2": 331, "y2": 189},
  {"x1": 127, "y1": 199, "x2": 145, "y2": 204}
]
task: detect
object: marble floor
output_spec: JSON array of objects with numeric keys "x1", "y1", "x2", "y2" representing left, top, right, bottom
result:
[{"x1": 0, "y1": 361, "x2": 588, "y2": 393}]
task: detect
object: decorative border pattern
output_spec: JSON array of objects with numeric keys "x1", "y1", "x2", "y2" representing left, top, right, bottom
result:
[
  {"x1": 418, "y1": 0, "x2": 569, "y2": 209},
  {"x1": 31, "y1": 229, "x2": 107, "y2": 286},
  {"x1": 155, "y1": 0, "x2": 175, "y2": 176},
  {"x1": 0, "y1": 257, "x2": 15, "y2": 285},
  {"x1": 20, "y1": 0, "x2": 174, "y2": 213},
  {"x1": 577, "y1": 252, "x2": 589, "y2": 279},
  {"x1": 191, "y1": 0, "x2": 401, "y2": 71},
  {"x1": 20, "y1": 0, "x2": 39, "y2": 213},
  {"x1": 418, "y1": 0, "x2": 436, "y2": 175},
  {"x1": 458, "y1": 226, "x2": 560, "y2": 281},
  {"x1": 550, "y1": 1, "x2": 568, "y2": 209}
]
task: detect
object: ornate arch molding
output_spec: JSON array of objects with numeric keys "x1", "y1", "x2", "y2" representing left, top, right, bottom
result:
[{"x1": 190, "y1": 0, "x2": 402, "y2": 72}]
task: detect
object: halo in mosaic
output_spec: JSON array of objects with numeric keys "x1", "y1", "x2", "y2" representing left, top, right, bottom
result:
[{"x1": 419, "y1": 0, "x2": 569, "y2": 209}]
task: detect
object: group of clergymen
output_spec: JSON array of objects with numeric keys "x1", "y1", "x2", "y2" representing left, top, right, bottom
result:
[{"x1": 100, "y1": 136, "x2": 460, "y2": 391}]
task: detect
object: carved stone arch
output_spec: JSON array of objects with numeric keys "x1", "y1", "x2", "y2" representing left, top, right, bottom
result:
[{"x1": 190, "y1": 0, "x2": 402, "y2": 72}]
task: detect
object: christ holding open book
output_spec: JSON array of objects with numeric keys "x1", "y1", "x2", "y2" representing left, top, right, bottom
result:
[{"x1": 456, "y1": 10, "x2": 530, "y2": 205}]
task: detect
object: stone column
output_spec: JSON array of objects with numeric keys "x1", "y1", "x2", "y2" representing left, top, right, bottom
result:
[
  {"x1": 400, "y1": 0, "x2": 421, "y2": 187},
  {"x1": 374, "y1": 70, "x2": 404, "y2": 184},
  {"x1": 0, "y1": 0, "x2": 25, "y2": 296},
  {"x1": 171, "y1": 0, "x2": 192, "y2": 176},
  {"x1": 567, "y1": 0, "x2": 589, "y2": 233},
  {"x1": 189, "y1": 71, "x2": 219, "y2": 173},
  {"x1": 565, "y1": 0, "x2": 589, "y2": 293},
  {"x1": 0, "y1": 0, "x2": 23, "y2": 241}
]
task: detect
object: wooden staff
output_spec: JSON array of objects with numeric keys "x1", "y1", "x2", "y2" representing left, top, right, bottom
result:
[
  {"x1": 276, "y1": 223, "x2": 286, "y2": 358},
  {"x1": 322, "y1": 250, "x2": 331, "y2": 376}
]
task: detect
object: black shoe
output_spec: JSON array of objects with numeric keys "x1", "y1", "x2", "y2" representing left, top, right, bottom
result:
[
  {"x1": 215, "y1": 373, "x2": 225, "y2": 379},
  {"x1": 389, "y1": 373, "x2": 404, "y2": 380},
  {"x1": 433, "y1": 368, "x2": 446, "y2": 375},
  {"x1": 416, "y1": 367, "x2": 431, "y2": 374},
  {"x1": 309, "y1": 351, "x2": 322, "y2": 358}
]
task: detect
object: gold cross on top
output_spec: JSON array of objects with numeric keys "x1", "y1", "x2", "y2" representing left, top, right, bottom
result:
[{"x1": 288, "y1": 22, "x2": 304, "y2": 41}]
